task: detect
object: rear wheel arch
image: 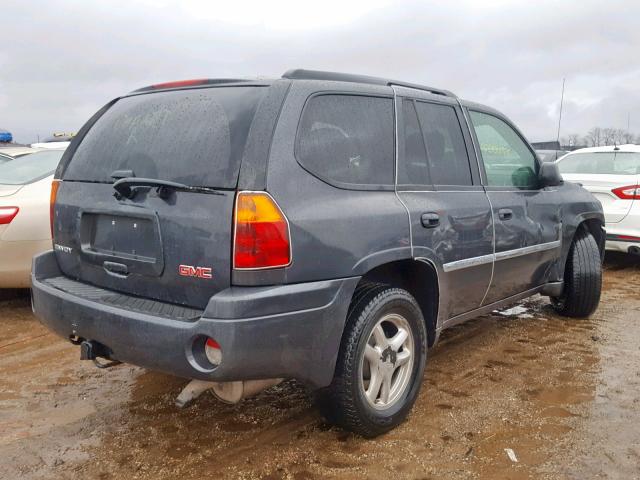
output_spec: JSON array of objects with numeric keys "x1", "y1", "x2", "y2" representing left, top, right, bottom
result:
[{"x1": 355, "y1": 259, "x2": 439, "y2": 348}]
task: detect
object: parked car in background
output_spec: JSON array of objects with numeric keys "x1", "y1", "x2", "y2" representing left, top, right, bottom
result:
[
  {"x1": 0, "y1": 145, "x2": 39, "y2": 158},
  {"x1": 536, "y1": 149, "x2": 568, "y2": 163},
  {"x1": 32, "y1": 132, "x2": 74, "y2": 150},
  {"x1": 558, "y1": 144, "x2": 640, "y2": 255},
  {"x1": 0, "y1": 129, "x2": 13, "y2": 143},
  {"x1": 32, "y1": 70, "x2": 603, "y2": 437},
  {"x1": 31, "y1": 141, "x2": 71, "y2": 150},
  {"x1": 0, "y1": 149, "x2": 66, "y2": 287}
]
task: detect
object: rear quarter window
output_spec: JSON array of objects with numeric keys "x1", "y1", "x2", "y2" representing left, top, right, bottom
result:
[
  {"x1": 63, "y1": 86, "x2": 266, "y2": 188},
  {"x1": 296, "y1": 94, "x2": 394, "y2": 188}
]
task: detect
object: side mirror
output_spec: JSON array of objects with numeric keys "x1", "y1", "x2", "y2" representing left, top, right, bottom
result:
[{"x1": 539, "y1": 161, "x2": 563, "y2": 187}]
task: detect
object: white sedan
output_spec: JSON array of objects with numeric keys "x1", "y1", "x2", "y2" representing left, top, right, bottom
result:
[
  {"x1": 0, "y1": 146, "x2": 39, "y2": 158},
  {"x1": 557, "y1": 144, "x2": 640, "y2": 255},
  {"x1": 0, "y1": 149, "x2": 65, "y2": 287}
]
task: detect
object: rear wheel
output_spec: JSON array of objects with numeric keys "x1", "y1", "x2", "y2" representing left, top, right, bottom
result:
[
  {"x1": 315, "y1": 284, "x2": 427, "y2": 437},
  {"x1": 552, "y1": 229, "x2": 602, "y2": 318}
]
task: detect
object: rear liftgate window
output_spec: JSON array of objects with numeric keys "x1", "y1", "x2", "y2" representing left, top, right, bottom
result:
[
  {"x1": 63, "y1": 86, "x2": 266, "y2": 188},
  {"x1": 296, "y1": 94, "x2": 394, "y2": 188}
]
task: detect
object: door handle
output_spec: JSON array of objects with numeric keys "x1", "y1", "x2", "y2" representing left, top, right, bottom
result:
[
  {"x1": 421, "y1": 212, "x2": 440, "y2": 228},
  {"x1": 103, "y1": 261, "x2": 129, "y2": 277},
  {"x1": 498, "y1": 208, "x2": 513, "y2": 221}
]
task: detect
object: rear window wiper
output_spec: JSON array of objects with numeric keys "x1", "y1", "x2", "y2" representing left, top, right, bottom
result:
[{"x1": 112, "y1": 177, "x2": 225, "y2": 200}]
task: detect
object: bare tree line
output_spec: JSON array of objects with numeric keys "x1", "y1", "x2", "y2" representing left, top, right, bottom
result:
[{"x1": 561, "y1": 128, "x2": 638, "y2": 148}]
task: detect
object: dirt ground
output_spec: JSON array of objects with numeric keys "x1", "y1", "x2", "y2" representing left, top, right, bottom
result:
[{"x1": 1, "y1": 253, "x2": 639, "y2": 480}]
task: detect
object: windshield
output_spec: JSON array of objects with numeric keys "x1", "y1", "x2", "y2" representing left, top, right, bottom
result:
[
  {"x1": 0, "y1": 149, "x2": 64, "y2": 185},
  {"x1": 63, "y1": 86, "x2": 266, "y2": 188},
  {"x1": 559, "y1": 152, "x2": 640, "y2": 175}
]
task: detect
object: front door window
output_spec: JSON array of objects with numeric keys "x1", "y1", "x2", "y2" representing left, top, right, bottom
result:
[{"x1": 470, "y1": 111, "x2": 538, "y2": 189}]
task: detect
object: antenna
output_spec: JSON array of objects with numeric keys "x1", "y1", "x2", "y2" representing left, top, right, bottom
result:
[{"x1": 556, "y1": 78, "x2": 565, "y2": 145}]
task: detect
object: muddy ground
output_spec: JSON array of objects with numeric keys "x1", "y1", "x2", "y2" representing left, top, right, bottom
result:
[{"x1": 1, "y1": 253, "x2": 639, "y2": 479}]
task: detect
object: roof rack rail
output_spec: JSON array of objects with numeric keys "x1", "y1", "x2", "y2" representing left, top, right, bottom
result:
[
  {"x1": 282, "y1": 69, "x2": 456, "y2": 98},
  {"x1": 130, "y1": 78, "x2": 256, "y2": 94}
]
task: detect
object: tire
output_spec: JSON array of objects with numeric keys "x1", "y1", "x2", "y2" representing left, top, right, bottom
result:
[
  {"x1": 552, "y1": 229, "x2": 602, "y2": 318},
  {"x1": 315, "y1": 284, "x2": 427, "y2": 437}
]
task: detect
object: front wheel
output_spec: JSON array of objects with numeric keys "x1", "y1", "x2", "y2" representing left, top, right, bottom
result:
[
  {"x1": 552, "y1": 229, "x2": 602, "y2": 318},
  {"x1": 315, "y1": 285, "x2": 427, "y2": 437}
]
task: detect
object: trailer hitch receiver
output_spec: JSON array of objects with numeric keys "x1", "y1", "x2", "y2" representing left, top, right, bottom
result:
[{"x1": 80, "y1": 340, "x2": 121, "y2": 369}]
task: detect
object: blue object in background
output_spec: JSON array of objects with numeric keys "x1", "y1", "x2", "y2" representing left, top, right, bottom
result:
[{"x1": 0, "y1": 129, "x2": 12, "y2": 143}]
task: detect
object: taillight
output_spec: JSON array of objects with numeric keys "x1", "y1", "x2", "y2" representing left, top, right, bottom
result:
[
  {"x1": 0, "y1": 206, "x2": 19, "y2": 225},
  {"x1": 233, "y1": 191, "x2": 291, "y2": 269},
  {"x1": 204, "y1": 338, "x2": 222, "y2": 366},
  {"x1": 50, "y1": 180, "x2": 61, "y2": 237},
  {"x1": 612, "y1": 184, "x2": 640, "y2": 200}
]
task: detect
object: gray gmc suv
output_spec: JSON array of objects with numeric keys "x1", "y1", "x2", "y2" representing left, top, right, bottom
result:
[{"x1": 32, "y1": 69, "x2": 604, "y2": 437}]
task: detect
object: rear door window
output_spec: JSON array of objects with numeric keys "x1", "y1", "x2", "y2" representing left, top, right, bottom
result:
[
  {"x1": 63, "y1": 86, "x2": 266, "y2": 188},
  {"x1": 415, "y1": 102, "x2": 472, "y2": 186},
  {"x1": 296, "y1": 94, "x2": 394, "y2": 188},
  {"x1": 399, "y1": 99, "x2": 430, "y2": 186}
]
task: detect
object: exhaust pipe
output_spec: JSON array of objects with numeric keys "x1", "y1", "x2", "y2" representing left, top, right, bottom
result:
[
  {"x1": 175, "y1": 378, "x2": 282, "y2": 408},
  {"x1": 211, "y1": 379, "x2": 283, "y2": 404}
]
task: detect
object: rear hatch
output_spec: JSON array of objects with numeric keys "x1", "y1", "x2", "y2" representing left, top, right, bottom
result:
[{"x1": 53, "y1": 85, "x2": 267, "y2": 308}]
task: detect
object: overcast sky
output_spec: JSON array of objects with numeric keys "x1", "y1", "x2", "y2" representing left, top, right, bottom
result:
[{"x1": 2, "y1": 0, "x2": 639, "y2": 144}]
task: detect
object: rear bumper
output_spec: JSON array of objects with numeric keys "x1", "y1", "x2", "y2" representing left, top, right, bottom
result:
[
  {"x1": 31, "y1": 251, "x2": 359, "y2": 388},
  {"x1": 605, "y1": 209, "x2": 640, "y2": 254},
  {"x1": 605, "y1": 238, "x2": 640, "y2": 254}
]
